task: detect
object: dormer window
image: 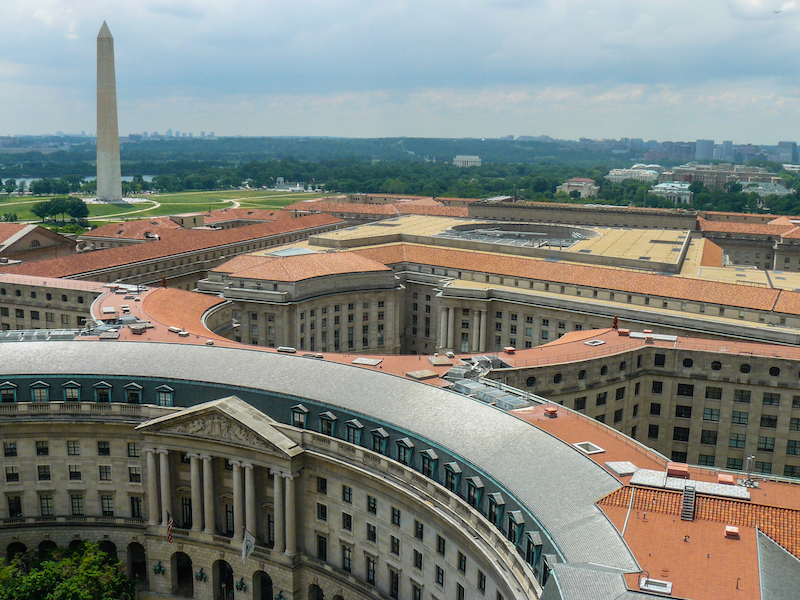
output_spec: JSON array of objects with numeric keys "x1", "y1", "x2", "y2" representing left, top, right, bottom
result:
[
  {"x1": 420, "y1": 449, "x2": 438, "y2": 479},
  {"x1": 319, "y1": 411, "x2": 337, "y2": 436},
  {"x1": 444, "y1": 462, "x2": 462, "y2": 494},
  {"x1": 396, "y1": 438, "x2": 414, "y2": 466},
  {"x1": 345, "y1": 419, "x2": 363, "y2": 445},
  {"x1": 466, "y1": 476, "x2": 483, "y2": 508},
  {"x1": 291, "y1": 404, "x2": 309, "y2": 429},
  {"x1": 371, "y1": 428, "x2": 389, "y2": 455}
]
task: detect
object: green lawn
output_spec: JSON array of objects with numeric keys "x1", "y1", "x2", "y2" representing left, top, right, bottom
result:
[{"x1": 0, "y1": 190, "x2": 332, "y2": 223}]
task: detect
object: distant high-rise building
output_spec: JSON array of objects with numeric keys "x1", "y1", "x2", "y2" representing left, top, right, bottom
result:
[
  {"x1": 200, "y1": 131, "x2": 206, "y2": 138},
  {"x1": 166, "y1": 129, "x2": 173, "y2": 137},
  {"x1": 209, "y1": 131, "x2": 215, "y2": 138},
  {"x1": 721, "y1": 140, "x2": 733, "y2": 162},
  {"x1": 142, "y1": 131, "x2": 149, "y2": 139},
  {"x1": 96, "y1": 21, "x2": 122, "y2": 202},
  {"x1": 777, "y1": 141, "x2": 797, "y2": 164},
  {"x1": 695, "y1": 139, "x2": 715, "y2": 161}
]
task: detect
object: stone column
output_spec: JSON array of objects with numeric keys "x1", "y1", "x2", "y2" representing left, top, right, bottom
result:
[
  {"x1": 201, "y1": 455, "x2": 215, "y2": 534},
  {"x1": 438, "y1": 307, "x2": 448, "y2": 350},
  {"x1": 285, "y1": 473, "x2": 297, "y2": 555},
  {"x1": 158, "y1": 449, "x2": 171, "y2": 526},
  {"x1": 189, "y1": 453, "x2": 202, "y2": 532},
  {"x1": 232, "y1": 461, "x2": 243, "y2": 541},
  {"x1": 270, "y1": 469, "x2": 285, "y2": 552},
  {"x1": 479, "y1": 310, "x2": 487, "y2": 353},
  {"x1": 471, "y1": 309, "x2": 480, "y2": 352},
  {"x1": 243, "y1": 463, "x2": 256, "y2": 536},
  {"x1": 145, "y1": 448, "x2": 159, "y2": 526},
  {"x1": 447, "y1": 304, "x2": 455, "y2": 350}
]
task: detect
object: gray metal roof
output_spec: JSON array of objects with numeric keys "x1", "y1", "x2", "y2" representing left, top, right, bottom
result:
[
  {"x1": 0, "y1": 340, "x2": 638, "y2": 571},
  {"x1": 544, "y1": 564, "x2": 652, "y2": 600},
  {"x1": 758, "y1": 530, "x2": 800, "y2": 600}
]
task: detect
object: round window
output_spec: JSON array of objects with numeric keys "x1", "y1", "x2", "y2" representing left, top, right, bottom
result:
[
  {"x1": 578, "y1": 369, "x2": 586, "y2": 380},
  {"x1": 683, "y1": 358, "x2": 693, "y2": 368},
  {"x1": 526, "y1": 377, "x2": 536, "y2": 388},
  {"x1": 740, "y1": 364, "x2": 751, "y2": 374},
  {"x1": 619, "y1": 361, "x2": 626, "y2": 371},
  {"x1": 553, "y1": 373, "x2": 562, "y2": 384},
  {"x1": 769, "y1": 366, "x2": 780, "y2": 377},
  {"x1": 711, "y1": 361, "x2": 721, "y2": 371},
  {"x1": 600, "y1": 366, "x2": 608, "y2": 376}
]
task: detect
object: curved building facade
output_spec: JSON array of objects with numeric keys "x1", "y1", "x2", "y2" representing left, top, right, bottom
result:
[{"x1": 0, "y1": 341, "x2": 643, "y2": 600}]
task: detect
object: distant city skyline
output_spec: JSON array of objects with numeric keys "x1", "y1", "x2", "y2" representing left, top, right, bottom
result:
[{"x1": 3, "y1": 1, "x2": 800, "y2": 142}]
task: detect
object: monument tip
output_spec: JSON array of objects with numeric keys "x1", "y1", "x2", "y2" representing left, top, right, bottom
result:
[{"x1": 98, "y1": 21, "x2": 112, "y2": 39}]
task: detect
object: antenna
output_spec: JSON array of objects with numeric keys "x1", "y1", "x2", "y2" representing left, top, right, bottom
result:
[{"x1": 742, "y1": 454, "x2": 757, "y2": 488}]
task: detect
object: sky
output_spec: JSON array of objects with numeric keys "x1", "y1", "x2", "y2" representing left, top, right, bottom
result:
[{"x1": 3, "y1": 0, "x2": 800, "y2": 142}]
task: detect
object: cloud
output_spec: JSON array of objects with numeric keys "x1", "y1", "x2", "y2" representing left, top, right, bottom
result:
[{"x1": 2, "y1": 0, "x2": 800, "y2": 141}]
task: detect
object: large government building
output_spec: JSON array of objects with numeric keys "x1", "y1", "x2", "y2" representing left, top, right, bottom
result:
[{"x1": 3, "y1": 201, "x2": 800, "y2": 599}]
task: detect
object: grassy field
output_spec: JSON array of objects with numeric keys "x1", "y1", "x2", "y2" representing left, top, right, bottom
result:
[{"x1": 0, "y1": 190, "x2": 332, "y2": 223}]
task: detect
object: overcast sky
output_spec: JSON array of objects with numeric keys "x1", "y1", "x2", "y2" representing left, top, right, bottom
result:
[{"x1": 3, "y1": 0, "x2": 800, "y2": 142}]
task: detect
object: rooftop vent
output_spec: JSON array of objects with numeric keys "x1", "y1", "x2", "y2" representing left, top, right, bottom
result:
[
  {"x1": 640, "y1": 577, "x2": 673, "y2": 595},
  {"x1": 544, "y1": 405, "x2": 558, "y2": 418},
  {"x1": 584, "y1": 339, "x2": 606, "y2": 346},
  {"x1": 725, "y1": 526, "x2": 740, "y2": 539},
  {"x1": 573, "y1": 441, "x2": 604, "y2": 455}
]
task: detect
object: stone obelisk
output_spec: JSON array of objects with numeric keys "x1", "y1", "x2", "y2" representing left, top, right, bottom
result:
[{"x1": 96, "y1": 21, "x2": 122, "y2": 202}]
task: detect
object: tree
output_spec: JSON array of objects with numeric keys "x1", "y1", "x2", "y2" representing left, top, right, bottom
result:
[
  {"x1": 0, "y1": 543, "x2": 135, "y2": 600},
  {"x1": 3, "y1": 179, "x2": 16, "y2": 194},
  {"x1": 30, "y1": 201, "x2": 50, "y2": 222},
  {"x1": 65, "y1": 197, "x2": 89, "y2": 221}
]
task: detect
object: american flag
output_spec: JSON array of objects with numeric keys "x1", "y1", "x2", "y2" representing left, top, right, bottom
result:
[{"x1": 166, "y1": 512, "x2": 174, "y2": 544}]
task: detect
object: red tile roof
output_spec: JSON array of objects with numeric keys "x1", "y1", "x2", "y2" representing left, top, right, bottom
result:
[
  {"x1": 211, "y1": 252, "x2": 392, "y2": 282},
  {"x1": 351, "y1": 243, "x2": 795, "y2": 313},
  {"x1": 0, "y1": 223, "x2": 28, "y2": 242},
  {"x1": 699, "y1": 239, "x2": 723, "y2": 267},
  {"x1": 82, "y1": 217, "x2": 180, "y2": 241},
  {"x1": 0, "y1": 214, "x2": 342, "y2": 278},
  {"x1": 202, "y1": 208, "x2": 291, "y2": 224},
  {"x1": 697, "y1": 217, "x2": 793, "y2": 236},
  {"x1": 286, "y1": 201, "x2": 468, "y2": 218}
]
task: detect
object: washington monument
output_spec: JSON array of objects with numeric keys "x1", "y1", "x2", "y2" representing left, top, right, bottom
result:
[{"x1": 96, "y1": 21, "x2": 122, "y2": 202}]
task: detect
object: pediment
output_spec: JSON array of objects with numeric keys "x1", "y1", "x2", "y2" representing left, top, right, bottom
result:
[{"x1": 136, "y1": 396, "x2": 302, "y2": 458}]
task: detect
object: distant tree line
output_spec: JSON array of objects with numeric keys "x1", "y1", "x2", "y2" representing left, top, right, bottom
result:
[{"x1": 30, "y1": 196, "x2": 89, "y2": 223}]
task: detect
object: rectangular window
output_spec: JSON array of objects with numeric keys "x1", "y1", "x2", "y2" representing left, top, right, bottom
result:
[
  {"x1": 596, "y1": 392, "x2": 607, "y2": 406},
  {"x1": 436, "y1": 565, "x2": 444, "y2": 586},
  {"x1": 40, "y1": 494, "x2": 54, "y2": 516},
  {"x1": 654, "y1": 353, "x2": 666, "y2": 367},
  {"x1": 763, "y1": 392, "x2": 781, "y2": 406},
  {"x1": 8, "y1": 495, "x2": 22, "y2": 518},
  {"x1": 317, "y1": 476, "x2": 327, "y2": 494},
  {"x1": 574, "y1": 397, "x2": 586, "y2": 411},
  {"x1": 760, "y1": 414, "x2": 778, "y2": 428},
  {"x1": 651, "y1": 381, "x2": 663, "y2": 394},
  {"x1": 755, "y1": 461, "x2": 772, "y2": 474},
  {"x1": 732, "y1": 411, "x2": 749, "y2": 425},
  {"x1": 71, "y1": 494, "x2": 84, "y2": 516},
  {"x1": 391, "y1": 535, "x2": 400, "y2": 555},
  {"x1": 703, "y1": 408, "x2": 720, "y2": 422},
  {"x1": 366, "y1": 557, "x2": 376, "y2": 585},
  {"x1": 391, "y1": 507, "x2": 401, "y2": 526},
  {"x1": 791, "y1": 418, "x2": 800, "y2": 432},
  {"x1": 5, "y1": 466, "x2": 19, "y2": 483},
  {"x1": 727, "y1": 458, "x2": 744, "y2": 471},
  {"x1": 437, "y1": 535, "x2": 446, "y2": 555},
  {"x1": 38, "y1": 465, "x2": 51, "y2": 481},
  {"x1": 317, "y1": 535, "x2": 327, "y2": 562},
  {"x1": 415, "y1": 520, "x2": 424, "y2": 540},
  {"x1": 457, "y1": 584, "x2": 465, "y2": 600},
  {"x1": 650, "y1": 402, "x2": 661, "y2": 416},
  {"x1": 342, "y1": 485, "x2": 352, "y2": 503},
  {"x1": 36, "y1": 441, "x2": 49, "y2": 456},
  {"x1": 131, "y1": 496, "x2": 143, "y2": 518},
  {"x1": 734, "y1": 389, "x2": 751, "y2": 403},
  {"x1": 700, "y1": 430, "x2": 717, "y2": 445},
  {"x1": 341, "y1": 545, "x2": 352, "y2": 573},
  {"x1": 614, "y1": 409, "x2": 623, "y2": 423},
  {"x1": 615, "y1": 387, "x2": 625, "y2": 401},
  {"x1": 787, "y1": 440, "x2": 800, "y2": 455},
  {"x1": 758, "y1": 436, "x2": 775, "y2": 452},
  {"x1": 127, "y1": 443, "x2": 139, "y2": 458},
  {"x1": 367, "y1": 523, "x2": 377, "y2": 542},
  {"x1": 99, "y1": 465, "x2": 111, "y2": 480},
  {"x1": 698, "y1": 454, "x2": 715, "y2": 467},
  {"x1": 69, "y1": 464, "x2": 81, "y2": 480},
  {"x1": 342, "y1": 512, "x2": 352, "y2": 531},
  {"x1": 677, "y1": 384, "x2": 694, "y2": 397},
  {"x1": 4, "y1": 442, "x2": 16, "y2": 457},
  {"x1": 128, "y1": 466, "x2": 141, "y2": 483},
  {"x1": 705, "y1": 386, "x2": 722, "y2": 400},
  {"x1": 458, "y1": 551, "x2": 467, "y2": 572},
  {"x1": 317, "y1": 503, "x2": 327, "y2": 521},
  {"x1": 729, "y1": 433, "x2": 746, "y2": 448},
  {"x1": 675, "y1": 405, "x2": 692, "y2": 419},
  {"x1": 673, "y1": 427, "x2": 690, "y2": 442},
  {"x1": 98, "y1": 441, "x2": 111, "y2": 456},
  {"x1": 414, "y1": 549, "x2": 423, "y2": 569}
]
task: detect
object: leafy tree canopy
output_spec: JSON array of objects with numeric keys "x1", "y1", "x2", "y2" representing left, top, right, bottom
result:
[{"x1": 0, "y1": 543, "x2": 135, "y2": 600}]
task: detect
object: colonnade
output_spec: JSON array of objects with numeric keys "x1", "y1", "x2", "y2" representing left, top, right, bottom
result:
[
  {"x1": 144, "y1": 448, "x2": 297, "y2": 556},
  {"x1": 438, "y1": 305, "x2": 487, "y2": 353}
]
